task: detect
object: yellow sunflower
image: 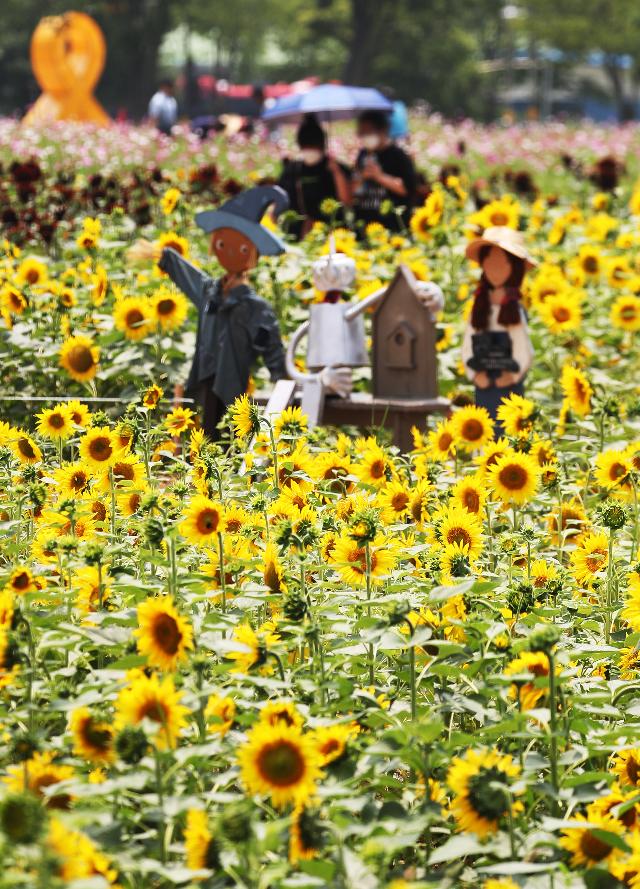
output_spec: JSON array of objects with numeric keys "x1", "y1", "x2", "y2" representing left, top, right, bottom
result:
[
  {"x1": 560, "y1": 364, "x2": 592, "y2": 417},
  {"x1": 611, "y1": 748, "x2": 640, "y2": 787},
  {"x1": 158, "y1": 231, "x2": 189, "y2": 258},
  {"x1": 594, "y1": 450, "x2": 633, "y2": 500},
  {"x1": 180, "y1": 495, "x2": 224, "y2": 546},
  {"x1": 238, "y1": 721, "x2": 322, "y2": 808},
  {"x1": 152, "y1": 288, "x2": 188, "y2": 331},
  {"x1": 228, "y1": 622, "x2": 281, "y2": 674},
  {"x1": 504, "y1": 650, "x2": 552, "y2": 710},
  {"x1": 35, "y1": 405, "x2": 74, "y2": 441},
  {"x1": 312, "y1": 723, "x2": 356, "y2": 765},
  {"x1": 165, "y1": 406, "x2": 196, "y2": 435},
  {"x1": 7, "y1": 565, "x2": 38, "y2": 595},
  {"x1": 184, "y1": 809, "x2": 218, "y2": 870},
  {"x1": 78, "y1": 427, "x2": 119, "y2": 470},
  {"x1": 229, "y1": 393, "x2": 261, "y2": 440},
  {"x1": 205, "y1": 694, "x2": 236, "y2": 736},
  {"x1": 376, "y1": 479, "x2": 412, "y2": 522},
  {"x1": 59, "y1": 335, "x2": 99, "y2": 382},
  {"x1": 353, "y1": 441, "x2": 392, "y2": 487},
  {"x1": 113, "y1": 295, "x2": 154, "y2": 341},
  {"x1": 4, "y1": 751, "x2": 74, "y2": 809},
  {"x1": 450, "y1": 474, "x2": 486, "y2": 516},
  {"x1": 450, "y1": 405, "x2": 494, "y2": 452},
  {"x1": 16, "y1": 257, "x2": 48, "y2": 286},
  {"x1": 488, "y1": 451, "x2": 540, "y2": 505},
  {"x1": 427, "y1": 419, "x2": 456, "y2": 460},
  {"x1": 142, "y1": 383, "x2": 164, "y2": 409},
  {"x1": 10, "y1": 431, "x2": 42, "y2": 465},
  {"x1": 135, "y1": 596, "x2": 194, "y2": 671},
  {"x1": 538, "y1": 292, "x2": 582, "y2": 334},
  {"x1": 496, "y1": 393, "x2": 537, "y2": 439},
  {"x1": 70, "y1": 707, "x2": 114, "y2": 763},
  {"x1": 330, "y1": 533, "x2": 397, "y2": 587},
  {"x1": 435, "y1": 505, "x2": 483, "y2": 560},
  {"x1": 446, "y1": 747, "x2": 521, "y2": 837},
  {"x1": 559, "y1": 812, "x2": 625, "y2": 868},
  {"x1": 570, "y1": 531, "x2": 609, "y2": 586},
  {"x1": 611, "y1": 293, "x2": 640, "y2": 331},
  {"x1": 115, "y1": 670, "x2": 189, "y2": 749}
]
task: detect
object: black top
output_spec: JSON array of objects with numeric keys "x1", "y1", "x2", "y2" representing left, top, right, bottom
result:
[
  {"x1": 158, "y1": 248, "x2": 286, "y2": 406},
  {"x1": 353, "y1": 143, "x2": 416, "y2": 231},
  {"x1": 278, "y1": 157, "x2": 349, "y2": 239}
]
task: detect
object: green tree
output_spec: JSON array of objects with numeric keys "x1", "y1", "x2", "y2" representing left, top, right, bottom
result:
[{"x1": 517, "y1": 0, "x2": 640, "y2": 120}]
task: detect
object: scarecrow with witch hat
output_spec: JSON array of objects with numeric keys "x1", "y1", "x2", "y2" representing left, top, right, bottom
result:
[
  {"x1": 462, "y1": 226, "x2": 536, "y2": 421},
  {"x1": 130, "y1": 185, "x2": 291, "y2": 440}
]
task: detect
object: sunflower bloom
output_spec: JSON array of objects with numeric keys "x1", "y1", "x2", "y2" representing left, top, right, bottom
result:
[
  {"x1": 238, "y1": 721, "x2": 322, "y2": 808},
  {"x1": 135, "y1": 596, "x2": 194, "y2": 671}
]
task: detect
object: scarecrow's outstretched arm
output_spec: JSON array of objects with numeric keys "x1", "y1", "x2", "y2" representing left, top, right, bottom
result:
[{"x1": 157, "y1": 247, "x2": 211, "y2": 309}]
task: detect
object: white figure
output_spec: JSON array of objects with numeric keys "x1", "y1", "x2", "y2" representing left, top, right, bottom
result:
[{"x1": 286, "y1": 249, "x2": 444, "y2": 426}]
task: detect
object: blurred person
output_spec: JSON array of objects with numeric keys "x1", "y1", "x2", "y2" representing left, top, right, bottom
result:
[
  {"x1": 381, "y1": 86, "x2": 409, "y2": 142},
  {"x1": 148, "y1": 80, "x2": 178, "y2": 135},
  {"x1": 278, "y1": 113, "x2": 351, "y2": 240},
  {"x1": 352, "y1": 109, "x2": 416, "y2": 233}
]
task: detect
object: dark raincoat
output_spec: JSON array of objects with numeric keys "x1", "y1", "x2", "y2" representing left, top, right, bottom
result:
[{"x1": 158, "y1": 247, "x2": 287, "y2": 406}]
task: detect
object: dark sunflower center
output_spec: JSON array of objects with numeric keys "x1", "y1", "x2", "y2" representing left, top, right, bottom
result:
[
  {"x1": 126, "y1": 309, "x2": 144, "y2": 327},
  {"x1": 466, "y1": 766, "x2": 509, "y2": 820},
  {"x1": 499, "y1": 464, "x2": 528, "y2": 490},
  {"x1": 463, "y1": 490, "x2": 480, "y2": 512},
  {"x1": 68, "y1": 345, "x2": 94, "y2": 373},
  {"x1": 583, "y1": 257, "x2": 598, "y2": 273},
  {"x1": 50, "y1": 414, "x2": 65, "y2": 429},
  {"x1": 369, "y1": 459, "x2": 385, "y2": 479},
  {"x1": 580, "y1": 830, "x2": 613, "y2": 862},
  {"x1": 90, "y1": 437, "x2": 113, "y2": 461},
  {"x1": 83, "y1": 719, "x2": 112, "y2": 751},
  {"x1": 157, "y1": 298, "x2": 175, "y2": 316},
  {"x1": 12, "y1": 572, "x2": 30, "y2": 590},
  {"x1": 446, "y1": 527, "x2": 471, "y2": 548},
  {"x1": 153, "y1": 613, "x2": 182, "y2": 655},
  {"x1": 196, "y1": 508, "x2": 219, "y2": 534},
  {"x1": 257, "y1": 740, "x2": 305, "y2": 787},
  {"x1": 626, "y1": 756, "x2": 640, "y2": 785},
  {"x1": 26, "y1": 269, "x2": 40, "y2": 284},
  {"x1": 554, "y1": 307, "x2": 570, "y2": 322},
  {"x1": 462, "y1": 419, "x2": 484, "y2": 441},
  {"x1": 18, "y1": 437, "x2": 36, "y2": 459},
  {"x1": 71, "y1": 472, "x2": 87, "y2": 490},
  {"x1": 490, "y1": 212, "x2": 508, "y2": 225},
  {"x1": 140, "y1": 700, "x2": 167, "y2": 724},
  {"x1": 113, "y1": 462, "x2": 134, "y2": 482}
]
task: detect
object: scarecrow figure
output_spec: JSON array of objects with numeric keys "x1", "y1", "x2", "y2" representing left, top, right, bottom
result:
[
  {"x1": 462, "y1": 226, "x2": 535, "y2": 421},
  {"x1": 130, "y1": 185, "x2": 291, "y2": 440}
]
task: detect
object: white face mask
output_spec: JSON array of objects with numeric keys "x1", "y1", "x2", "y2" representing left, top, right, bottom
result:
[
  {"x1": 300, "y1": 149, "x2": 323, "y2": 166},
  {"x1": 360, "y1": 134, "x2": 380, "y2": 151}
]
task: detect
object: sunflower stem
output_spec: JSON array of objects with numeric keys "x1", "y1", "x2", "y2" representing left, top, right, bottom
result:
[
  {"x1": 154, "y1": 747, "x2": 166, "y2": 864},
  {"x1": 605, "y1": 530, "x2": 615, "y2": 645},
  {"x1": 366, "y1": 541, "x2": 374, "y2": 686},
  {"x1": 547, "y1": 650, "x2": 560, "y2": 815},
  {"x1": 401, "y1": 617, "x2": 417, "y2": 719},
  {"x1": 218, "y1": 531, "x2": 227, "y2": 613}
]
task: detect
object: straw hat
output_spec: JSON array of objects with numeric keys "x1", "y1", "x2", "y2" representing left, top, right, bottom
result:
[{"x1": 465, "y1": 226, "x2": 536, "y2": 269}]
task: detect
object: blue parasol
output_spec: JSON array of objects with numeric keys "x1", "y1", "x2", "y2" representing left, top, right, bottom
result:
[{"x1": 261, "y1": 83, "x2": 392, "y2": 124}]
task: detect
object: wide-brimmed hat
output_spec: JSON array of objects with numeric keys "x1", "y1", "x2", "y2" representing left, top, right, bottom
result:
[
  {"x1": 195, "y1": 185, "x2": 289, "y2": 256},
  {"x1": 465, "y1": 226, "x2": 536, "y2": 269}
]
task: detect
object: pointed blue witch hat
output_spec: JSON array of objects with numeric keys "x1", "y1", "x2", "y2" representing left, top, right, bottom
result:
[{"x1": 195, "y1": 185, "x2": 290, "y2": 256}]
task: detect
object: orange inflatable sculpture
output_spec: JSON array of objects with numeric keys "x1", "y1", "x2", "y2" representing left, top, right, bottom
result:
[{"x1": 23, "y1": 11, "x2": 110, "y2": 126}]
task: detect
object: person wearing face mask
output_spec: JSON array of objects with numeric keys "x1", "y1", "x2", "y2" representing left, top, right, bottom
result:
[
  {"x1": 353, "y1": 109, "x2": 417, "y2": 234},
  {"x1": 277, "y1": 113, "x2": 351, "y2": 240}
]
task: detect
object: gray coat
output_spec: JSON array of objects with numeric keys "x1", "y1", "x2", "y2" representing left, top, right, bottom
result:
[{"x1": 158, "y1": 248, "x2": 287, "y2": 406}]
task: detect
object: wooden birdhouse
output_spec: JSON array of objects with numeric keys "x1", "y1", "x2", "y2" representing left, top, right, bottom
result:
[{"x1": 372, "y1": 265, "x2": 438, "y2": 399}]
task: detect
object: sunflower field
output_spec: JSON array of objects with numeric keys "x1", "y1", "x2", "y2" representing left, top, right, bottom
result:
[{"x1": 4, "y1": 119, "x2": 640, "y2": 889}]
